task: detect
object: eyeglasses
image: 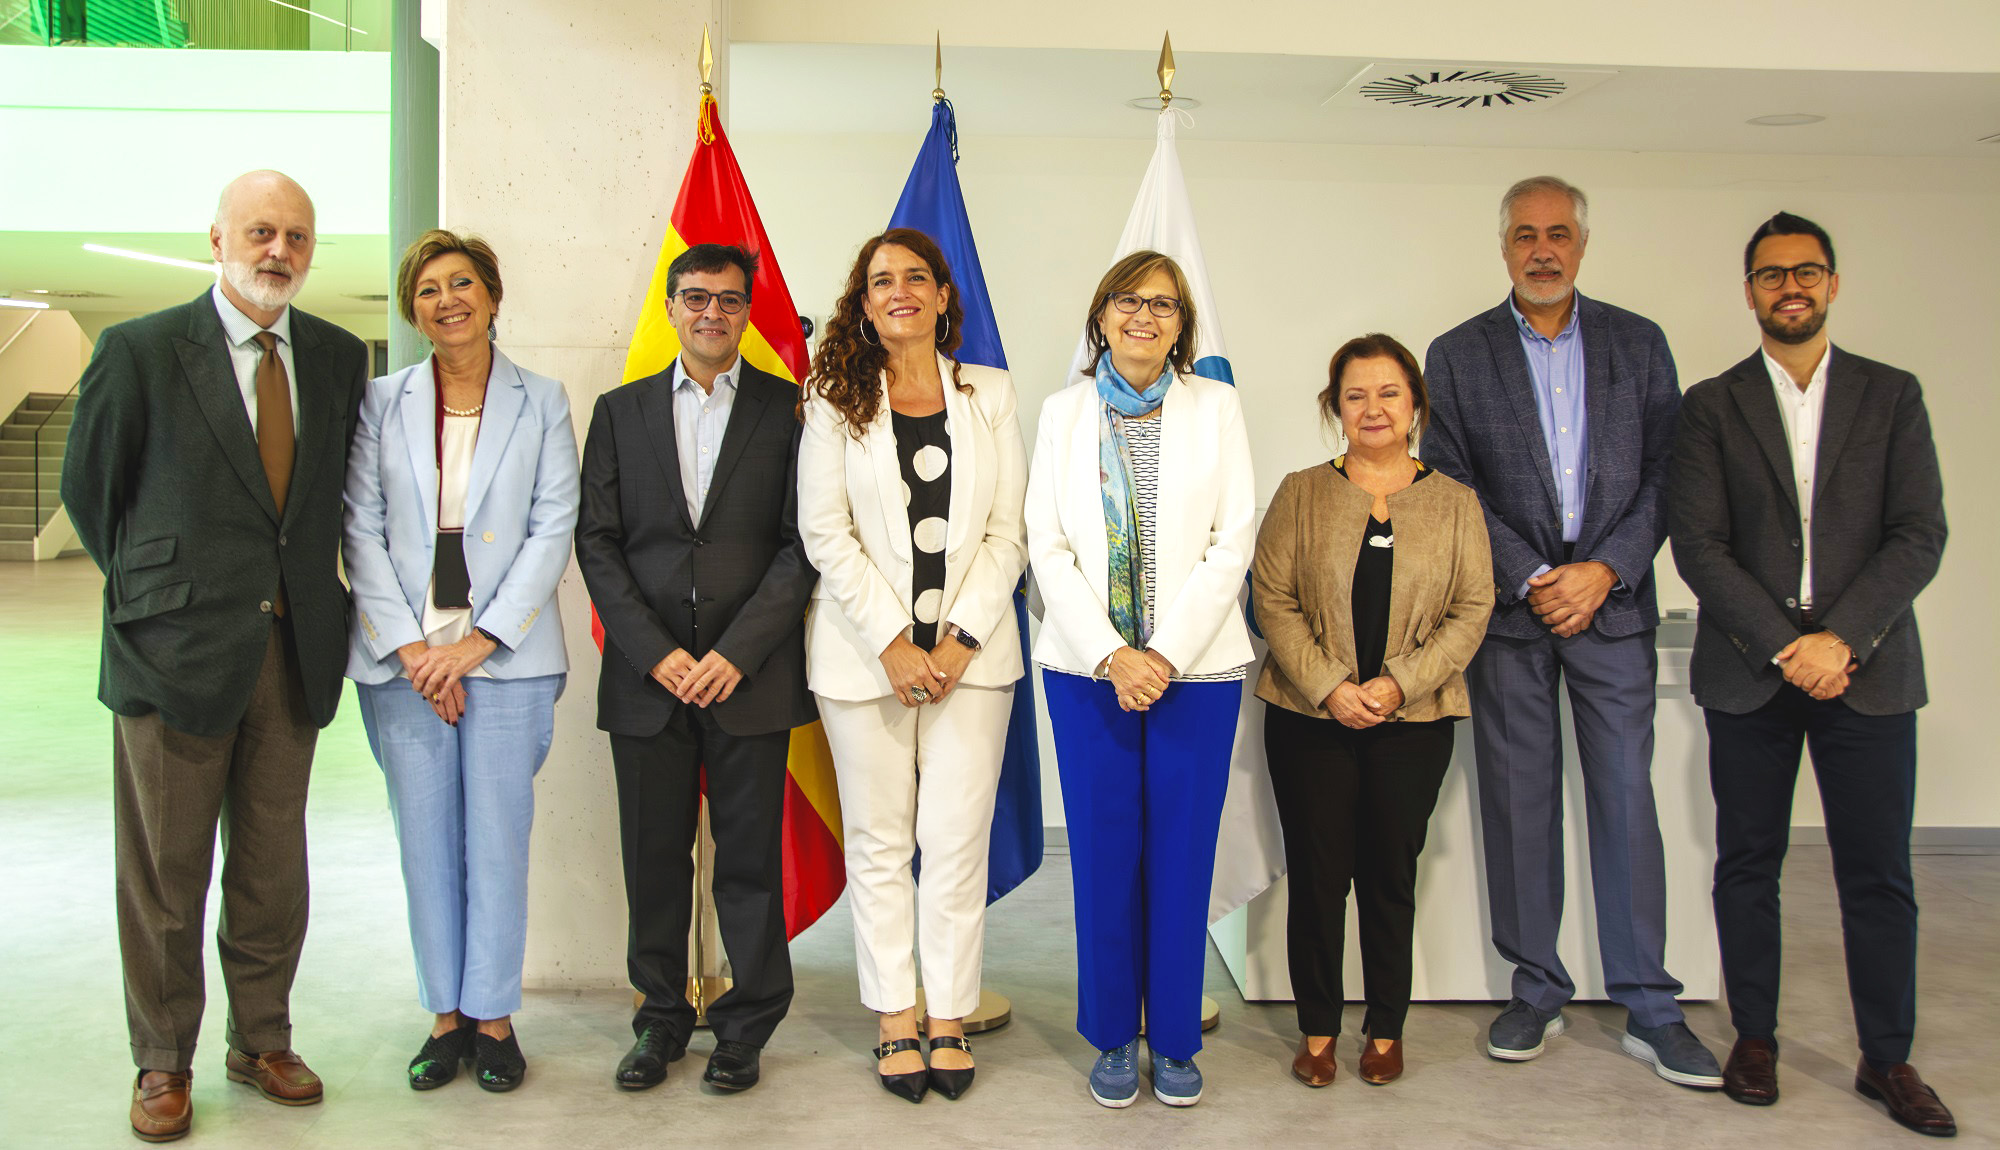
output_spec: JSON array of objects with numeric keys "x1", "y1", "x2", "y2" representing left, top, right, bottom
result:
[
  {"x1": 1105, "y1": 291, "x2": 1183, "y2": 319},
  {"x1": 1747, "y1": 263, "x2": 1831, "y2": 291},
  {"x1": 674, "y1": 288, "x2": 749, "y2": 314}
]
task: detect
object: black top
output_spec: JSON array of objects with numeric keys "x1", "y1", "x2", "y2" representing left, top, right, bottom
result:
[
  {"x1": 894, "y1": 408, "x2": 953, "y2": 650},
  {"x1": 1333, "y1": 458, "x2": 1432, "y2": 683}
]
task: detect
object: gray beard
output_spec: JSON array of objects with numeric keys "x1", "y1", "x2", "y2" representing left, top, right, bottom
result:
[
  {"x1": 222, "y1": 260, "x2": 305, "y2": 312},
  {"x1": 1514, "y1": 280, "x2": 1574, "y2": 309}
]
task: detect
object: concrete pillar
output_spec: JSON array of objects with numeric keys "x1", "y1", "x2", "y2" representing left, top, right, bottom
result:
[{"x1": 388, "y1": 0, "x2": 440, "y2": 371}]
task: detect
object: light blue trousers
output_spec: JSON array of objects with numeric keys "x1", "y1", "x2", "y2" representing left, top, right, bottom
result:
[{"x1": 358, "y1": 674, "x2": 561, "y2": 1020}]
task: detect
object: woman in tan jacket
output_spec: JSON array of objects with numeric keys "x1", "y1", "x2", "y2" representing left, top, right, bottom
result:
[{"x1": 1251, "y1": 333, "x2": 1493, "y2": 1090}]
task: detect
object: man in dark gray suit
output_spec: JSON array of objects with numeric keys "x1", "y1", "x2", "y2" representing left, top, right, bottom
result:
[
  {"x1": 575, "y1": 243, "x2": 816, "y2": 1094},
  {"x1": 1424, "y1": 176, "x2": 1721, "y2": 1087},
  {"x1": 61, "y1": 171, "x2": 367, "y2": 1142},
  {"x1": 1669, "y1": 212, "x2": 1953, "y2": 1136}
]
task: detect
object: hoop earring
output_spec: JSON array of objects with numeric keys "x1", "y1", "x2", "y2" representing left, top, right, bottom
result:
[
  {"x1": 860, "y1": 317, "x2": 881, "y2": 347},
  {"x1": 935, "y1": 313, "x2": 951, "y2": 344}
]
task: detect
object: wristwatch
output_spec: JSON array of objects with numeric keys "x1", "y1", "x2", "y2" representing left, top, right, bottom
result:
[{"x1": 953, "y1": 627, "x2": 981, "y2": 651}]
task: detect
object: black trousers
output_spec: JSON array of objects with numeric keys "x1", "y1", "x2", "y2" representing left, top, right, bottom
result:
[
  {"x1": 610, "y1": 703, "x2": 793, "y2": 1049},
  {"x1": 1706, "y1": 687, "x2": 1919, "y2": 1064},
  {"x1": 1264, "y1": 704, "x2": 1454, "y2": 1038}
]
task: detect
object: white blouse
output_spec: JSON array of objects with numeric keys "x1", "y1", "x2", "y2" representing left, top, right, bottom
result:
[{"x1": 408, "y1": 411, "x2": 489, "y2": 679}]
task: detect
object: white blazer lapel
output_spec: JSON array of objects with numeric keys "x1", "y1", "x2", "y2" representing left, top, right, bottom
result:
[
  {"x1": 399, "y1": 357, "x2": 438, "y2": 540},
  {"x1": 866, "y1": 372, "x2": 912, "y2": 564},
  {"x1": 463, "y1": 350, "x2": 526, "y2": 529},
  {"x1": 1068, "y1": 385, "x2": 1109, "y2": 605},
  {"x1": 941, "y1": 354, "x2": 978, "y2": 556}
]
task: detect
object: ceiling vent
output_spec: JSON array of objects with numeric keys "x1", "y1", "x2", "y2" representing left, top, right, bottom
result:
[
  {"x1": 1327, "y1": 64, "x2": 1615, "y2": 111},
  {"x1": 22, "y1": 289, "x2": 116, "y2": 299},
  {"x1": 345, "y1": 293, "x2": 390, "y2": 302}
]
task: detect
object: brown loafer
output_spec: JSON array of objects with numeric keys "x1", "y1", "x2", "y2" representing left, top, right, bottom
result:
[
  {"x1": 1722, "y1": 1038, "x2": 1778, "y2": 1105},
  {"x1": 224, "y1": 1048, "x2": 323, "y2": 1106},
  {"x1": 1291, "y1": 1035, "x2": 1337, "y2": 1088},
  {"x1": 1358, "y1": 1037, "x2": 1404, "y2": 1085},
  {"x1": 131, "y1": 1069, "x2": 191, "y2": 1143},
  {"x1": 1855, "y1": 1060, "x2": 1956, "y2": 1137}
]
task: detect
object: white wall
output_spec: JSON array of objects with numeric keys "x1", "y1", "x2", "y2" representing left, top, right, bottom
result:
[{"x1": 730, "y1": 127, "x2": 2000, "y2": 832}]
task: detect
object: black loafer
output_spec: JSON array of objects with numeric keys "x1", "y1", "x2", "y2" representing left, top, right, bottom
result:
[
  {"x1": 703, "y1": 1040, "x2": 761, "y2": 1092},
  {"x1": 615, "y1": 1023, "x2": 685, "y2": 1091},
  {"x1": 875, "y1": 1037, "x2": 928, "y2": 1104},
  {"x1": 409, "y1": 1019, "x2": 475, "y2": 1091},
  {"x1": 927, "y1": 1034, "x2": 974, "y2": 1101},
  {"x1": 473, "y1": 1030, "x2": 526, "y2": 1093}
]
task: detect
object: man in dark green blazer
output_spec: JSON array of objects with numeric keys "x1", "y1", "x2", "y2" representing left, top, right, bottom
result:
[{"x1": 60, "y1": 170, "x2": 367, "y2": 1143}]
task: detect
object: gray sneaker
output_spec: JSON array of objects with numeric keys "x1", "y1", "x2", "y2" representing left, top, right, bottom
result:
[
  {"x1": 1487, "y1": 997, "x2": 1566, "y2": 1061},
  {"x1": 1149, "y1": 1051, "x2": 1203, "y2": 1107},
  {"x1": 1622, "y1": 1019, "x2": 1723, "y2": 1089},
  {"x1": 1089, "y1": 1040, "x2": 1140, "y2": 1108}
]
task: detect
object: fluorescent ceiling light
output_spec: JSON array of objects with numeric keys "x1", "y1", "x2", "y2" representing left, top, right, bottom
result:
[
  {"x1": 84, "y1": 243, "x2": 215, "y2": 273},
  {"x1": 0, "y1": 298, "x2": 52, "y2": 309},
  {"x1": 1747, "y1": 113, "x2": 1826, "y2": 127},
  {"x1": 263, "y1": 0, "x2": 368, "y2": 34}
]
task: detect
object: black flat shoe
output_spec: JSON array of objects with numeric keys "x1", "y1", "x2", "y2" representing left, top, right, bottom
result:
[
  {"x1": 473, "y1": 1029, "x2": 526, "y2": 1093},
  {"x1": 874, "y1": 1038, "x2": 928, "y2": 1103},
  {"x1": 703, "y1": 1040, "x2": 762, "y2": 1092},
  {"x1": 615, "y1": 1023, "x2": 684, "y2": 1091},
  {"x1": 927, "y1": 1034, "x2": 974, "y2": 1101},
  {"x1": 408, "y1": 1019, "x2": 475, "y2": 1091}
]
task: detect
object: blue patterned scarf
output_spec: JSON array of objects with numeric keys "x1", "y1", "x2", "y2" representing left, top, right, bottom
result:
[{"x1": 1095, "y1": 357, "x2": 1173, "y2": 648}]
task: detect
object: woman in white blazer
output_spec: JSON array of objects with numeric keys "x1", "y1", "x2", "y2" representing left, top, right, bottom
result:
[
  {"x1": 343, "y1": 231, "x2": 578, "y2": 1094},
  {"x1": 798, "y1": 229, "x2": 1027, "y2": 1104},
  {"x1": 1025, "y1": 250, "x2": 1254, "y2": 1109}
]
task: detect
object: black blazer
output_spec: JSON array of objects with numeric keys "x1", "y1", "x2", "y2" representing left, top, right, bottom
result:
[
  {"x1": 1668, "y1": 347, "x2": 1946, "y2": 716},
  {"x1": 575, "y1": 359, "x2": 816, "y2": 737},
  {"x1": 1423, "y1": 294, "x2": 1682, "y2": 640},
  {"x1": 60, "y1": 290, "x2": 368, "y2": 737}
]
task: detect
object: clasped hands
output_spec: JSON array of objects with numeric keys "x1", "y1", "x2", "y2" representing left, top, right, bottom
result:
[
  {"x1": 1527, "y1": 561, "x2": 1617, "y2": 638},
  {"x1": 397, "y1": 632, "x2": 500, "y2": 725},
  {"x1": 651, "y1": 647, "x2": 744, "y2": 707},
  {"x1": 1777, "y1": 630, "x2": 1857, "y2": 701},
  {"x1": 879, "y1": 631, "x2": 977, "y2": 709},
  {"x1": 1323, "y1": 676, "x2": 1405, "y2": 729},
  {"x1": 1105, "y1": 647, "x2": 1177, "y2": 712}
]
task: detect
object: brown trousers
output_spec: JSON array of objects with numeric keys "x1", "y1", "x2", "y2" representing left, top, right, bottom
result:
[{"x1": 114, "y1": 622, "x2": 318, "y2": 1071}]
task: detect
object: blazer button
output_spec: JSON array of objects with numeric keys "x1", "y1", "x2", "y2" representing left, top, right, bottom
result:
[
  {"x1": 1791, "y1": 538, "x2": 1800, "y2": 548},
  {"x1": 482, "y1": 532, "x2": 495, "y2": 543},
  {"x1": 259, "y1": 600, "x2": 273, "y2": 614},
  {"x1": 279, "y1": 534, "x2": 288, "y2": 547},
  {"x1": 1785, "y1": 597, "x2": 1798, "y2": 608}
]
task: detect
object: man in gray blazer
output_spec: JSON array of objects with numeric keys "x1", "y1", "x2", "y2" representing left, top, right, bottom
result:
[
  {"x1": 1424, "y1": 176, "x2": 1720, "y2": 1087},
  {"x1": 575, "y1": 243, "x2": 816, "y2": 1094},
  {"x1": 61, "y1": 171, "x2": 367, "y2": 1142},
  {"x1": 1669, "y1": 212, "x2": 1952, "y2": 1136}
]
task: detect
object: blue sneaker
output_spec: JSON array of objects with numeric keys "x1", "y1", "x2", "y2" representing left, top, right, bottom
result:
[
  {"x1": 1622, "y1": 1018, "x2": 1724, "y2": 1089},
  {"x1": 1487, "y1": 997, "x2": 1565, "y2": 1061},
  {"x1": 1089, "y1": 1041, "x2": 1140, "y2": 1108},
  {"x1": 1149, "y1": 1051, "x2": 1203, "y2": 1107}
]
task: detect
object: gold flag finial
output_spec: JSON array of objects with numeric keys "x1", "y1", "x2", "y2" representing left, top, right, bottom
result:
[
  {"x1": 933, "y1": 31, "x2": 946, "y2": 102},
  {"x1": 1157, "y1": 31, "x2": 1175, "y2": 108},
  {"x1": 699, "y1": 24, "x2": 714, "y2": 94}
]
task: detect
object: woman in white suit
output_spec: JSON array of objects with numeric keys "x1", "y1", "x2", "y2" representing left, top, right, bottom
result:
[
  {"x1": 1025, "y1": 250, "x2": 1255, "y2": 1109},
  {"x1": 343, "y1": 230, "x2": 579, "y2": 1094},
  {"x1": 798, "y1": 228, "x2": 1028, "y2": 1104}
]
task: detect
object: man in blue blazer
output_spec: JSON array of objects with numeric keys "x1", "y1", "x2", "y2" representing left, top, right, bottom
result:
[{"x1": 1424, "y1": 176, "x2": 1720, "y2": 1088}]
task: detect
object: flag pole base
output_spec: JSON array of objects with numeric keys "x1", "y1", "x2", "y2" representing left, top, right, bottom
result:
[
  {"x1": 913, "y1": 988, "x2": 1013, "y2": 1034},
  {"x1": 630, "y1": 977, "x2": 736, "y2": 1029}
]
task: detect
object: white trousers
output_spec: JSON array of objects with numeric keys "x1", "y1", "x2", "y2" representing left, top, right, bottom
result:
[{"x1": 818, "y1": 684, "x2": 1014, "y2": 1019}]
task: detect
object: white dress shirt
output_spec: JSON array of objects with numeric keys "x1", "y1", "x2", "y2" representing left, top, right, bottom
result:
[
  {"x1": 671, "y1": 354, "x2": 739, "y2": 523},
  {"x1": 210, "y1": 282, "x2": 299, "y2": 435},
  {"x1": 1763, "y1": 347, "x2": 1831, "y2": 608}
]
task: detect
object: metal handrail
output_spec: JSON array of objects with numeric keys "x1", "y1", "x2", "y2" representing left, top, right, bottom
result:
[{"x1": 32, "y1": 378, "x2": 79, "y2": 538}]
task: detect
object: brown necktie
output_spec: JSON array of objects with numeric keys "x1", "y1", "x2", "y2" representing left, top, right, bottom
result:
[{"x1": 253, "y1": 332, "x2": 294, "y2": 616}]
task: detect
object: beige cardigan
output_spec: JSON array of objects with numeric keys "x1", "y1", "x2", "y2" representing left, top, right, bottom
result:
[{"x1": 1252, "y1": 460, "x2": 1494, "y2": 722}]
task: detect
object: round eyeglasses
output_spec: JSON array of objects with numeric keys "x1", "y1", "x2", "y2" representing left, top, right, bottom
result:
[
  {"x1": 1747, "y1": 263, "x2": 1831, "y2": 291},
  {"x1": 1106, "y1": 291, "x2": 1183, "y2": 319},
  {"x1": 674, "y1": 288, "x2": 749, "y2": 314}
]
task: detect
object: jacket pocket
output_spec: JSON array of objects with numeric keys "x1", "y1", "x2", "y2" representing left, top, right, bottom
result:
[
  {"x1": 110, "y1": 580, "x2": 193, "y2": 624},
  {"x1": 123, "y1": 535, "x2": 177, "y2": 571}
]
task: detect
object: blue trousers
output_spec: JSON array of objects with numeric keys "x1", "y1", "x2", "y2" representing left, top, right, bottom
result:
[
  {"x1": 1465, "y1": 629, "x2": 1684, "y2": 1026},
  {"x1": 1044, "y1": 671, "x2": 1238, "y2": 1060},
  {"x1": 358, "y1": 674, "x2": 561, "y2": 1020}
]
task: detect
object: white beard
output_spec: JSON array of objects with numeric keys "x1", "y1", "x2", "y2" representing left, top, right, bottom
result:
[
  {"x1": 221, "y1": 258, "x2": 306, "y2": 312},
  {"x1": 1514, "y1": 279, "x2": 1574, "y2": 309}
]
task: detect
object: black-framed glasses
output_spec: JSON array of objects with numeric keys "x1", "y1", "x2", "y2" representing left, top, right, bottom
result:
[
  {"x1": 1106, "y1": 291, "x2": 1182, "y2": 318},
  {"x1": 1747, "y1": 263, "x2": 1831, "y2": 291},
  {"x1": 674, "y1": 288, "x2": 749, "y2": 314}
]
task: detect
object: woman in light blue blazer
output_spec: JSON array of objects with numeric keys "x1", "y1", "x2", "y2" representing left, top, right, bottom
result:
[{"x1": 343, "y1": 230, "x2": 578, "y2": 1094}]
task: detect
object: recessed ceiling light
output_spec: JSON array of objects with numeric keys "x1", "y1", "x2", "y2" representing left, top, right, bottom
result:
[
  {"x1": 83, "y1": 243, "x2": 214, "y2": 272},
  {"x1": 1748, "y1": 113, "x2": 1825, "y2": 127},
  {"x1": 27, "y1": 288, "x2": 50, "y2": 294},
  {"x1": 1124, "y1": 95, "x2": 1201, "y2": 111},
  {"x1": 0, "y1": 298, "x2": 52, "y2": 310}
]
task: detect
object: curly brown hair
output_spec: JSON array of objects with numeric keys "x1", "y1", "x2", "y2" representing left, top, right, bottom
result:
[{"x1": 801, "y1": 228, "x2": 968, "y2": 438}]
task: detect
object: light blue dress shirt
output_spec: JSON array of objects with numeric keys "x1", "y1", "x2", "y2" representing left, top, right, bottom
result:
[
  {"x1": 671, "y1": 355, "x2": 739, "y2": 523},
  {"x1": 1510, "y1": 294, "x2": 1588, "y2": 545}
]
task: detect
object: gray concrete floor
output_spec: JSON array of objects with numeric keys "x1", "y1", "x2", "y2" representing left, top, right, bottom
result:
[{"x1": 3, "y1": 555, "x2": 1994, "y2": 1148}]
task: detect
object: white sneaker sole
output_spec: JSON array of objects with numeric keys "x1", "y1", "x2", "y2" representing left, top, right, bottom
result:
[
  {"x1": 1153, "y1": 1084, "x2": 1203, "y2": 1107},
  {"x1": 1621, "y1": 1034, "x2": 1724, "y2": 1089},
  {"x1": 1487, "y1": 1013, "x2": 1566, "y2": 1061},
  {"x1": 1091, "y1": 1086, "x2": 1138, "y2": 1108}
]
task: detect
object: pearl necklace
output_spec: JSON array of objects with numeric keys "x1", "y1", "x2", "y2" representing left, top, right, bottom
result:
[{"x1": 443, "y1": 402, "x2": 483, "y2": 416}]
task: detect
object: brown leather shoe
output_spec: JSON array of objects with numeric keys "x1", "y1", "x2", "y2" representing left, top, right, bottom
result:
[
  {"x1": 1855, "y1": 1060, "x2": 1956, "y2": 1137},
  {"x1": 224, "y1": 1049, "x2": 323, "y2": 1106},
  {"x1": 1358, "y1": 1037, "x2": 1404, "y2": 1085},
  {"x1": 130, "y1": 1070, "x2": 191, "y2": 1143},
  {"x1": 1721, "y1": 1038, "x2": 1778, "y2": 1105},
  {"x1": 1291, "y1": 1035, "x2": 1337, "y2": 1088}
]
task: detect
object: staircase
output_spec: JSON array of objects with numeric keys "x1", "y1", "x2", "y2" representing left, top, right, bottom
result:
[{"x1": 0, "y1": 393, "x2": 73, "y2": 562}]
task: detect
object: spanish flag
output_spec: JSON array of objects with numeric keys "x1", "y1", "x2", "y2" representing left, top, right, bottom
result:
[{"x1": 599, "y1": 89, "x2": 845, "y2": 940}]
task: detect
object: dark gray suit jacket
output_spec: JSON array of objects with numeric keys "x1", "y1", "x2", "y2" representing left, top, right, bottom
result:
[
  {"x1": 61, "y1": 290, "x2": 368, "y2": 737},
  {"x1": 1669, "y1": 347, "x2": 1946, "y2": 715},
  {"x1": 575, "y1": 359, "x2": 816, "y2": 738},
  {"x1": 1423, "y1": 293, "x2": 1683, "y2": 640}
]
